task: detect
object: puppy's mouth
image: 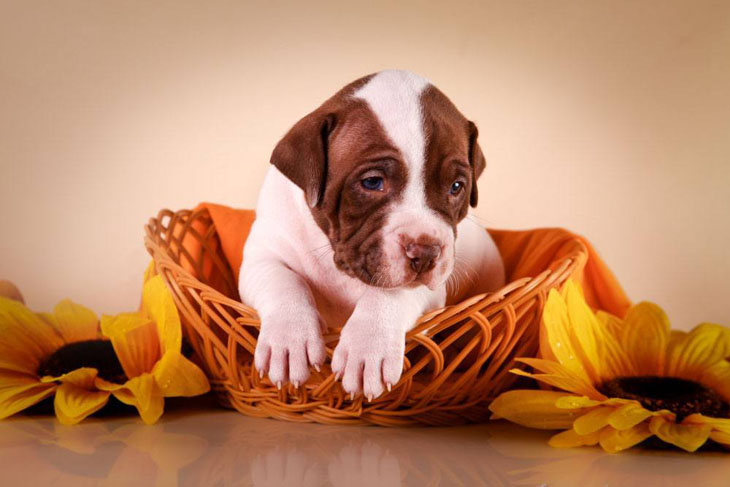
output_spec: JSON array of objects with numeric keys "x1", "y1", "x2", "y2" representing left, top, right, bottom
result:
[
  {"x1": 333, "y1": 239, "x2": 450, "y2": 289},
  {"x1": 366, "y1": 269, "x2": 420, "y2": 289},
  {"x1": 342, "y1": 259, "x2": 409, "y2": 289},
  {"x1": 332, "y1": 237, "x2": 384, "y2": 286},
  {"x1": 340, "y1": 256, "x2": 442, "y2": 290}
]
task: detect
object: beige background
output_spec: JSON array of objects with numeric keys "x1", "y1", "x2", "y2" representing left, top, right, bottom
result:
[{"x1": 1, "y1": 1, "x2": 728, "y2": 330}]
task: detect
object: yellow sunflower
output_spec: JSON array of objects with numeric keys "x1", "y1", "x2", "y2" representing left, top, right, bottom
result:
[
  {"x1": 0, "y1": 273, "x2": 209, "y2": 425},
  {"x1": 0, "y1": 293, "x2": 109, "y2": 424},
  {"x1": 489, "y1": 280, "x2": 730, "y2": 453}
]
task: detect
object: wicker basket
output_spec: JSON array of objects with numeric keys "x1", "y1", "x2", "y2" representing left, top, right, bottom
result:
[{"x1": 144, "y1": 207, "x2": 585, "y2": 426}]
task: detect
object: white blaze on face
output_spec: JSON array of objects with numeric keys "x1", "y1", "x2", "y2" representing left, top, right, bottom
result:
[{"x1": 353, "y1": 70, "x2": 455, "y2": 288}]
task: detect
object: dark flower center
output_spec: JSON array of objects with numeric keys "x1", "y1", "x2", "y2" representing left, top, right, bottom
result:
[
  {"x1": 599, "y1": 376, "x2": 729, "y2": 422},
  {"x1": 37, "y1": 340, "x2": 127, "y2": 384}
]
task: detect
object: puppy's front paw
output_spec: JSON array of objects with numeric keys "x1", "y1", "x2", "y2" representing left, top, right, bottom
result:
[
  {"x1": 331, "y1": 320, "x2": 405, "y2": 401},
  {"x1": 255, "y1": 316, "x2": 326, "y2": 388}
]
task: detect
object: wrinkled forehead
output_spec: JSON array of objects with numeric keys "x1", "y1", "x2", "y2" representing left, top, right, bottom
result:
[
  {"x1": 352, "y1": 71, "x2": 430, "y2": 168},
  {"x1": 331, "y1": 71, "x2": 470, "y2": 167}
]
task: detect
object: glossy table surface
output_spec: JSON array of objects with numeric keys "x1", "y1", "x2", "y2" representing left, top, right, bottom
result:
[{"x1": 1, "y1": 398, "x2": 727, "y2": 487}]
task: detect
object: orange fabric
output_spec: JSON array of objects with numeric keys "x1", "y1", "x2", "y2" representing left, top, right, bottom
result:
[
  {"x1": 195, "y1": 203, "x2": 631, "y2": 317},
  {"x1": 204, "y1": 202, "x2": 256, "y2": 270},
  {"x1": 489, "y1": 229, "x2": 630, "y2": 317}
]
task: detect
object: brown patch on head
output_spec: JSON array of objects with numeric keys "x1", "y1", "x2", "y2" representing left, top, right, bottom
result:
[
  {"x1": 270, "y1": 75, "x2": 374, "y2": 207},
  {"x1": 270, "y1": 74, "x2": 409, "y2": 284},
  {"x1": 421, "y1": 86, "x2": 487, "y2": 230}
]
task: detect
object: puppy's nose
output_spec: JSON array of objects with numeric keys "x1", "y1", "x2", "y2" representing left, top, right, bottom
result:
[{"x1": 405, "y1": 242, "x2": 441, "y2": 274}]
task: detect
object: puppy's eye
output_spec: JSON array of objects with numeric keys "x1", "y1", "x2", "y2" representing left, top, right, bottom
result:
[
  {"x1": 361, "y1": 176, "x2": 384, "y2": 191},
  {"x1": 449, "y1": 181, "x2": 465, "y2": 195}
]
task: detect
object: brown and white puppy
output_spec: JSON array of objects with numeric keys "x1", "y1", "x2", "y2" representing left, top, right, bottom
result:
[{"x1": 240, "y1": 70, "x2": 504, "y2": 400}]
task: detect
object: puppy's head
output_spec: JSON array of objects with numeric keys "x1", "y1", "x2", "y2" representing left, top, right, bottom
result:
[{"x1": 271, "y1": 70, "x2": 486, "y2": 289}]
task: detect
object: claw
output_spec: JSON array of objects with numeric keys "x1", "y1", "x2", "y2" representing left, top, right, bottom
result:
[
  {"x1": 259, "y1": 370, "x2": 264, "y2": 379},
  {"x1": 367, "y1": 394, "x2": 373, "y2": 402},
  {"x1": 293, "y1": 381, "x2": 299, "y2": 389},
  {"x1": 386, "y1": 383, "x2": 392, "y2": 392},
  {"x1": 313, "y1": 364, "x2": 321, "y2": 373},
  {"x1": 349, "y1": 392, "x2": 354, "y2": 401},
  {"x1": 276, "y1": 381, "x2": 282, "y2": 390}
]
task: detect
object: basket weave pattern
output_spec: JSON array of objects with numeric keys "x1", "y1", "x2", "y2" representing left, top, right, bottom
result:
[{"x1": 144, "y1": 208, "x2": 582, "y2": 426}]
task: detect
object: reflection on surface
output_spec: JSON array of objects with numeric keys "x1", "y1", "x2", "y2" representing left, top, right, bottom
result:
[{"x1": 0, "y1": 402, "x2": 727, "y2": 487}]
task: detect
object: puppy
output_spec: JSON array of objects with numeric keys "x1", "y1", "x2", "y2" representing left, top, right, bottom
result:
[{"x1": 240, "y1": 70, "x2": 504, "y2": 400}]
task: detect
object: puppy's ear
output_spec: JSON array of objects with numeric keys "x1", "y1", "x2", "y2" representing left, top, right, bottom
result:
[
  {"x1": 467, "y1": 121, "x2": 487, "y2": 208},
  {"x1": 270, "y1": 111, "x2": 336, "y2": 207}
]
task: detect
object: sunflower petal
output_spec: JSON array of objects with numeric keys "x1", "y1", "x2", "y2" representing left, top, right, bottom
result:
[
  {"x1": 709, "y1": 430, "x2": 730, "y2": 445},
  {"x1": 515, "y1": 357, "x2": 570, "y2": 375},
  {"x1": 113, "y1": 373, "x2": 164, "y2": 425},
  {"x1": 604, "y1": 334, "x2": 636, "y2": 379},
  {"x1": 555, "y1": 395, "x2": 634, "y2": 411},
  {"x1": 141, "y1": 276, "x2": 181, "y2": 356},
  {"x1": 0, "y1": 370, "x2": 39, "y2": 399},
  {"x1": 649, "y1": 415, "x2": 711, "y2": 452},
  {"x1": 573, "y1": 406, "x2": 615, "y2": 435},
  {"x1": 489, "y1": 390, "x2": 586, "y2": 429},
  {"x1": 555, "y1": 395, "x2": 601, "y2": 409},
  {"x1": 40, "y1": 367, "x2": 99, "y2": 388},
  {"x1": 664, "y1": 329, "x2": 688, "y2": 376},
  {"x1": 0, "y1": 387, "x2": 57, "y2": 420},
  {"x1": 696, "y1": 361, "x2": 730, "y2": 403},
  {"x1": 564, "y1": 281, "x2": 604, "y2": 383},
  {"x1": 682, "y1": 414, "x2": 730, "y2": 435},
  {"x1": 511, "y1": 369, "x2": 605, "y2": 399},
  {"x1": 0, "y1": 370, "x2": 56, "y2": 420},
  {"x1": 599, "y1": 423, "x2": 653, "y2": 453},
  {"x1": 101, "y1": 313, "x2": 160, "y2": 378},
  {"x1": 94, "y1": 377, "x2": 125, "y2": 392},
  {"x1": 620, "y1": 302, "x2": 670, "y2": 375},
  {"x1": 51, "y1": 299, "x2": 99, "y2": 344},
  {"x1": 0, "y1": 297, "x2": 64, "y2": 373},
  {"x1": 548, "y1": 428, "x2": 601, "y2": 448},
  {"x1": 596, "y1": 310, "x2": 623, "y2": 339},
  {"x1": 540, "y1": 289, "x2": 592, "y2": 382},
  {"x1": 594, "y1": 310, "x2": 635, "y2": 376},
  {"x1": 515, "y1": 358, "x2": 604, "y2": 398},
  {"x1": 152, "y1": 351, "x2": 209, "y2": 397},
  {"x1": 0, "y1": 377, "x2": 56, "y2": 419},
  {"x1": 608, "y1": 402, "x2": 654, "y2": 430},
  {"x1": 667, "y1": 323, "x2": 730, "y2": 379},
  {"x1": 54, "y1": 383, "x2": 110, "y2": 425}
]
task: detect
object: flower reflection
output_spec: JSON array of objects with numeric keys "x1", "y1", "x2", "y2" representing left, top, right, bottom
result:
[
  {"x1": 0, "y1": 420, "x2": 124, "y2": 485},
  {"x1": 0, "y1": 414, "x2": 207, "y2": 487},
  {"x1": 482, "y1": 422, "x2": 730, "y2": 487}
]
